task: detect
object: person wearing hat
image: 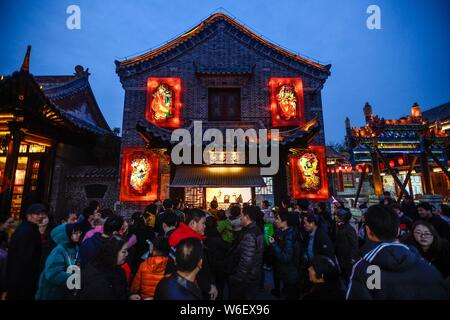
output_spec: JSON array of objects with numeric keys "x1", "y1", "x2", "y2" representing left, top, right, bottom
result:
[
  {"x1": 6, "y1": 203, "x2": 46, "y2": 300},
  {"x1": 35, "y1": 223, "x2": 81, "y2": 300},
  {"x1": 334, "y1": 208, "x2": 358, "y2": 284}
]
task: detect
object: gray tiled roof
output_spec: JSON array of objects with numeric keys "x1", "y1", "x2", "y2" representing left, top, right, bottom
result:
[
  {"x1": 66, "y1": 166, "x2": 118, "y2": 179},
  {"x1": 422, "y1": 102, "x2": 450, "y2": 122}
]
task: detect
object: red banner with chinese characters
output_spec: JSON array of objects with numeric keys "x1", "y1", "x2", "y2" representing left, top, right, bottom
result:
[
  {"x1": 120, "y1": 147, "x2": 159, "y2": 202},
  {"x1": 269, "y1": 78, "x2": 305, "y2": 127},
  {"x1": 290, "y1": 145, "x2": 329, "y2": 200},
  {"x1": 146, "y1": 77, "x2": 182, "y2": 128}
]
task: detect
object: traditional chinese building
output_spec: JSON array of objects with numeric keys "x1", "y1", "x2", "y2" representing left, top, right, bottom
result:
[
  {"x1": 0, "y1": 47, "x2": 120, "y2": 220},
  {"x1": 345, "y1": 102, "x2": 449, "y2": 206},
  {"x1": 325, "y1": 146, "x2": 372, "y2": 207},
  {"x1": 116, "y1": 13, "x2": 331, "y2": 215}
]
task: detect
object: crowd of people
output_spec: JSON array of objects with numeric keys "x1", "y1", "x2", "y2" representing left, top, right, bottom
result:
[{"x1": 0, "y1": 193, "x2": 450, "y2": 300}]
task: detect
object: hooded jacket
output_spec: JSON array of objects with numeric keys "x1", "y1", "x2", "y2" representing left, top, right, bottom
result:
[
  {"x1": 35, "y1": 224, "x2": 78, "y2": 300},
  {"x1": 346, "y1": 242, "x2": 449, "y2": 300},
  {"x1": 131, "y1": 255, "x2": 169, "y2": 299}
]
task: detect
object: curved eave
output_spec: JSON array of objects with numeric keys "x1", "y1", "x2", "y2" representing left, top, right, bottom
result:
[
  {"x1": 116, "y1": 13, "x2": 330, "y2": 75},
  {"x1": 279, "y1": 123, "x2": 320, "y2": 148}
]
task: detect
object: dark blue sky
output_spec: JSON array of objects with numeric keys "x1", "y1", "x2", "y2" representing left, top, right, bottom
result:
[{"x1": 1, "y1": 0, "x2": 449, "y2": 144}]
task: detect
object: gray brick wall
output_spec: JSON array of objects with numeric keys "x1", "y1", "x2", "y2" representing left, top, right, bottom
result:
[{"x1": 118, "y1": 20, "x2": 328, "y2": 215}]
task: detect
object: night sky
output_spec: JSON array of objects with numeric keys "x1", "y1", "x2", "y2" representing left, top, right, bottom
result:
[{"x1": 1, "y1": 0, "x2": 449, "y2": 144}]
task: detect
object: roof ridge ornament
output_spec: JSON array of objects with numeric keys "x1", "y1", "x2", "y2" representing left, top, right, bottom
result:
[
  {"x1": 74, "y1": 65, "x2": 90, "y2": 77},
  {"x1": 20, "y1": 45, "x2": 32, "y2": 73}
]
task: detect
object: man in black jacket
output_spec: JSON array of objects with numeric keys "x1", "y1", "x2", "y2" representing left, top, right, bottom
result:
[
  {"x1": 270, "y1": 209, "x2": 301, "y2": 299},
  {"x1": 334, "y1": 208, "x2": 358, "y2": 284},
  {"x1": 304, "y1": 213, "x2": 335, "y2": 261},
  {"x1": 229, "y1": 205, "x2": 264, "y2": 300},
  {"x1": 6, "y1": 203, "x2": 45, "y2": 300},
  {"x1": 155, "y1": 238, "x2": 203, "y2": 300},
  {"x1": 346, "y1": 204, "x2": 449, "y2": 300},
  {"x1": 417, "y1": 202, "x2": 450, "y2": 240}
]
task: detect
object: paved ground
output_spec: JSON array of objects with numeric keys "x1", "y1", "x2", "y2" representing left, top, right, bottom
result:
[{"x1": 255, "y1": 269, "x2": 277, "y2": 300}]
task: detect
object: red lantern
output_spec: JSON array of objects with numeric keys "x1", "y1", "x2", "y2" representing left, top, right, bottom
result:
[
  {"x1": 331, "y1": 168, "x2": 335, "y2": 173},
  {"x1": 398, "y1": 156, "x2": 404, "y2": 166},
  {"x1": 379, "y1": 163, "x2": 385, "y2": 170},
  {"x1": 389, "y1": 160, "x2": 395, "y2": 168},
  {"x1": 357, "y1": 165, "x2": 363, "y2": 173}
]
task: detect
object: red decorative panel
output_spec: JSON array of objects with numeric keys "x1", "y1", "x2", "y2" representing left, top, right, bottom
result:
[
  {"x1": 269, "y1": 78, "x2": 305, "y2": 127},
  {"x1": 146, "y1": 78, "x2": 182, "y2": 128},
  {"x1": 290, "y1": 145, "x2": 329, "y2": 200},
  {"x1": 120, "y1": 147, "x2": 159, "y2": 202}
]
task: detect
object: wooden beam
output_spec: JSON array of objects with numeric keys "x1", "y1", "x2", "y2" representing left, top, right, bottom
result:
[
  {"x1": 375, "y1": 146, "x2": 410, "y2": 198},
  {"x1": 398, "y1": 156, "x2": 418, "y2": 202},
  {"x1": 420, "y1": 152, "x2": 433, "y2": 194},
  {"x1": 370, "y1": 150, "x2": 384, "y2": 195},
  {"x1": 425, "y1": 147, "x2": 450, "y2": 180},
  {"x1": 354, "y1": 164, "x2": 367, "y2": 207}
]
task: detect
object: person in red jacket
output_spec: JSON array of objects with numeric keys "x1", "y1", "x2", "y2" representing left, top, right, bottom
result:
[{"x1": 168, "y1": 208, "x2": 218, "y2": 300}]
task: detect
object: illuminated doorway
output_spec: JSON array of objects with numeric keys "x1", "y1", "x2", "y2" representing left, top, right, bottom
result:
[
  {"x1": 206, "y1": 187, "x2": 252, "y2": 209},
  {"x1": 9, "y1": 143, "x2": 48, "y2": 218}
]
